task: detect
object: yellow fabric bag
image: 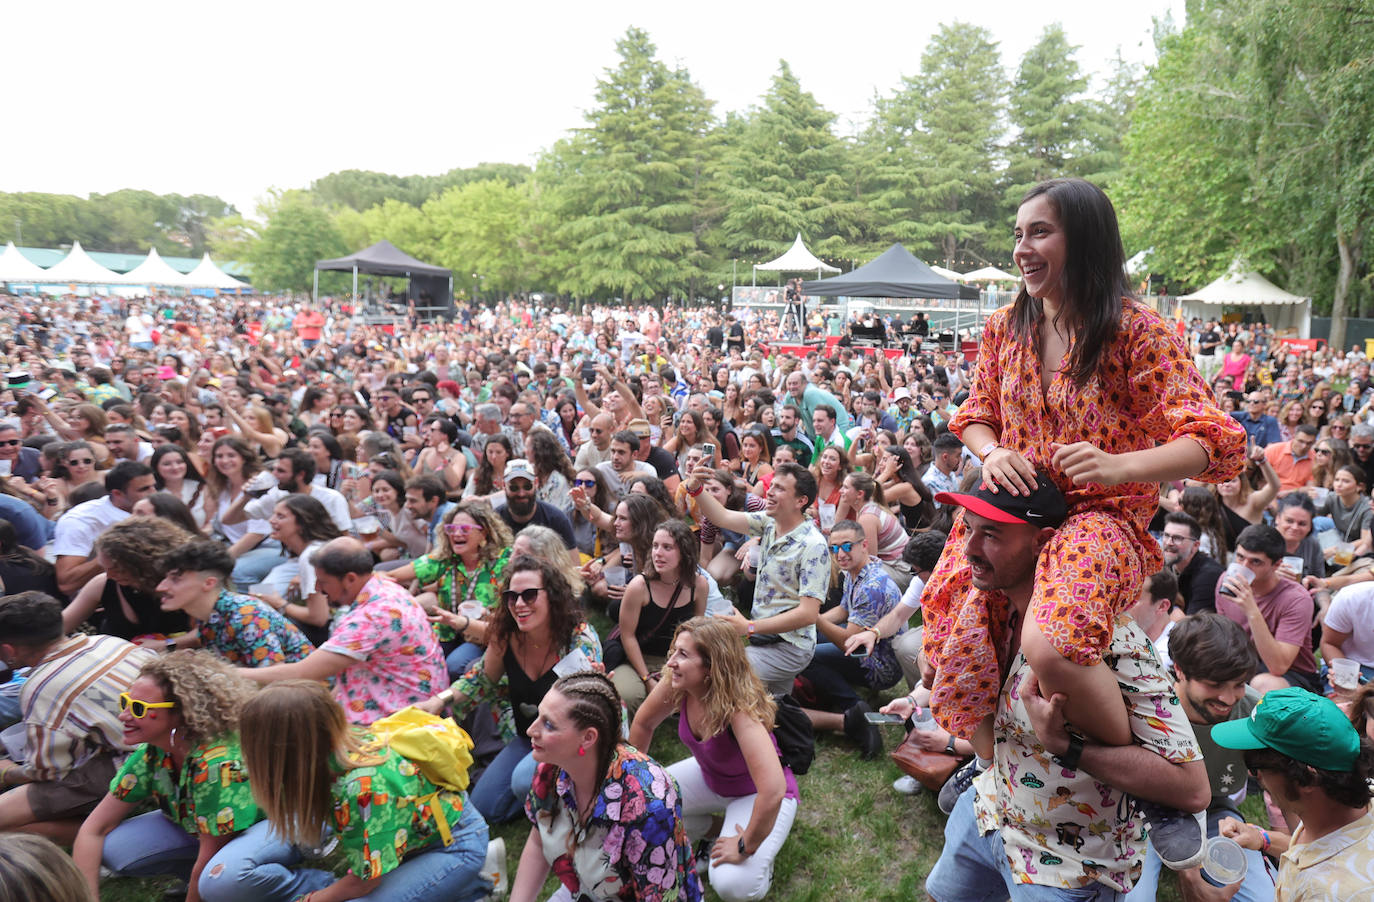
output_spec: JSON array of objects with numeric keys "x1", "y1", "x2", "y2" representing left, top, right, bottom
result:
[{"x1": 369, "y1": 706, "x2": 477, "y2": 847}]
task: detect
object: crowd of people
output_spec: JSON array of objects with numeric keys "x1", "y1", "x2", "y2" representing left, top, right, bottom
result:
[{"x1": 0, "y1": 175, "x2": 1371, "y2": 902}]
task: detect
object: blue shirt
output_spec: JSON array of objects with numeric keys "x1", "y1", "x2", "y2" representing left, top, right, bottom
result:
[
  {"x1": 1230, "y1": 411, "x2": 1282, "y2": 447},
  {"x1": 0, "y1": 493, "x2": 55, "y2": 549},
  {"x1": 841, "y1": 559, "x2": 905, "y2": 688}
]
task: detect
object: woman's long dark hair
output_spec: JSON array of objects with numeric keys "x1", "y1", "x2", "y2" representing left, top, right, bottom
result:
[
  {"x1": 1008, "y1": 177, "x2": 1132, "y2": 388},
  {"x1": 0, "y1": 519, "x2": 54, "y2": 578},
  {"x1": 276, "y1": 494, "x2": 343, "y2": 546}
]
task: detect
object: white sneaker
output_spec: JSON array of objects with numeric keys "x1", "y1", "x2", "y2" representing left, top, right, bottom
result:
[
  {"x1": 893, "y1": 775, "x2": 922, "y2": 795},
  {"x1": 483, "y1": 837, "x2": 508, "y2": 897}
]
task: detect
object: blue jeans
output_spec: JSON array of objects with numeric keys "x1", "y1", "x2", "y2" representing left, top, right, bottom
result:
[
  {"x1": 446, "y1": 643, "x2": 484, "y2": 681},
  {"x1": 926, "y1": 787, "x2": 1124, "y2": 902},
  {"x1": 1123, "y1": 808, "x2": 1274, "y2": 901},
  {"x1": 232, "y1": 540, "x2": 285, "y2": 590},
  {"x1": 469, "y1": 735, "x2": 533, "y2": 824},
  {"x1": 800, "y1": 641, "x2": 869, "y2": 711},
  {"x1": 202, "y1": 807, "x2": 490, "y2": 902},
  {"x1": 0, "y1": 674, "x2": 24, "y2": 732},
  {"x1": 103, "y1": 811, "x2": 198, "y2": 880}
]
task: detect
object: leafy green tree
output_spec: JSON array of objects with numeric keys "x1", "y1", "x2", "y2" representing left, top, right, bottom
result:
[
  {"x1": 717, "y1": 61, "x2": 865, "y2": 268},
  {"x1": 245, "y1": 190, "x2": 347, "y2": 293},
  {"x1": 1119, "y1": 0, "x2": 1374, "y2": 344},
  {"x1": 424, "y1": 180, "x2": 535, "y2": 298},
  {"x1": 542, "y1": 27, "x2": 718, "y2": 303},
  {"x1": 1003, "y1": 24, "x2": 1095, "y2": 202},
  {"x1": 861, "y1": 24, "x2": 1006, "y2": 267}
]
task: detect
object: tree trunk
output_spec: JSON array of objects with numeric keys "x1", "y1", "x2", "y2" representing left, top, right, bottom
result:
[{"x1": 1330, "y1": 227, "x2": 1361, "y2": 352}]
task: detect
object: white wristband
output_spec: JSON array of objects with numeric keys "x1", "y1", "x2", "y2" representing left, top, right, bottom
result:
[{"x1": 977, "y1": 441, "x2": 998, "y2": 461}]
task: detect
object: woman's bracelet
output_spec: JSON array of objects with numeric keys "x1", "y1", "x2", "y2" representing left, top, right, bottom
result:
[
  {"x1": 434, "y1": 688, "x2": 455, "y2": 707},
  {"x1": 1259, "y1": 828, "x2": 1271, "y2": 852}
]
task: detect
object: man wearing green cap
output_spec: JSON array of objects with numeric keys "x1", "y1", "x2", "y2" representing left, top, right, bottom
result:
[{"x1": 1212, "y1": 687, "x2": 1374, "y2": 900}]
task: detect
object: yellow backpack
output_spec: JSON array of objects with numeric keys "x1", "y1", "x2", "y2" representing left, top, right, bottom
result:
[{"x1": 369, "y1": 706, "x2": 476, "y2": 845}]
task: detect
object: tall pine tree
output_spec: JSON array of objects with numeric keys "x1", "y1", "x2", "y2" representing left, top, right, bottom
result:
[{"x1": 1003, "y1": 24, "x2": 1094, "y2": 203}]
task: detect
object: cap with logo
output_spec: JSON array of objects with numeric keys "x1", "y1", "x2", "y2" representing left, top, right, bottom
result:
[
  {"x1": 1210, "y1": 686, "x2": 1362, "y2": 772},
  {"x1": 934, "y1": 472, "x2": 1068, "y2": 529},
  {"x1": 504, "y1": 459, "x2": 536, "y2": 483}
]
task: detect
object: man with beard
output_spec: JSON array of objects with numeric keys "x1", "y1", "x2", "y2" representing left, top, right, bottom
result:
[
  {"x1": 1162, "y1": 511, "x2": 1225, "y2": 615},
  {"x1": 496, "y1": 459, "x2": 574, "y2": 549},
  {"x1": 1123, "y1": 613, "x2": 1277, "y2": 901}
]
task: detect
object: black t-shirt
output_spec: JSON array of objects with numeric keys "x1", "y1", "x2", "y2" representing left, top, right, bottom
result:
[
  {"x1": 499, "y1": 501, "x2": 576, "y2": 549},
  {"x1": 1178, "y1": 551, "x2": 1225, "y2": 616},
  {"x1": 1198, "y1": 329, "x2": 1222, "y2": 356},
  {"x1": 645, "y1": 446, "x2": 679, "y2": 482},
  {"x1": 707, "y1": 325, "x2": 724, "y2": 349},
  {"x1": 727, "y1": 323, "x2": 745, "y2": 352}
]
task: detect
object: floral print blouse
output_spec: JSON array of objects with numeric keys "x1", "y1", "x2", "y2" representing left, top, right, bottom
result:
[
  {"x1": 410, "y1": 547, "x2": 511, "y2": 642},
  {"x1": 526, "y1": 746, "x2": 702, "y2": 902}
]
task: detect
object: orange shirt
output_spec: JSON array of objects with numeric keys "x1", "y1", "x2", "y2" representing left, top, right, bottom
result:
[{"x1": 1264, "y1": 440, "x2": 1315, "y2": 492}]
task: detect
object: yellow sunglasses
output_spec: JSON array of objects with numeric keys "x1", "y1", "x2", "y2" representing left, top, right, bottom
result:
[{"x1": 118, "y1": 692, "x2": 176, "y2": 718}]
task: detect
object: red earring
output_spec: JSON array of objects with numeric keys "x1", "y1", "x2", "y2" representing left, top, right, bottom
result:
[{"x1": 577, "y1": 746, "x2": 586, "y2": 757}]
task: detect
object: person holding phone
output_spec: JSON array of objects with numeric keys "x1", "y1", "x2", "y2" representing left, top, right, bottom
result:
[{"x1": 795, "y1": 520, "x2": 906, "y2": 759}]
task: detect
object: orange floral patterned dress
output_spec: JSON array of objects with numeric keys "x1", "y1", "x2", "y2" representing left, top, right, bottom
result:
[{"x1": 922, "y1": 299, "x2": 1246, "y2": 738}]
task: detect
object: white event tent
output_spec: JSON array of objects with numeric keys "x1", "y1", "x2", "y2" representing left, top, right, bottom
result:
[
  {"x1": 961, "y1": 265, "x2": 1019, "y2": 283},
  {"x1": 120, "y1": 248, "x2": 193, "y2": 287},
  {"x1": 0, "y1": 242, "x2": 50, "y2": 282},
  {"x1": 185, "y1": 253, "x2": 249, "y2": 290},
  {"x1": 40, "y1": 241, "x2": 122, "y2": 285},
  {"x1": 929, "y1": 264, "x2": 964, "y2": 282},
  {"x1": 752, "y1": 233, "x2": 840, "y2": 285},
  {"x1": 1177, "y1": 264, "x2": 1311, "y2": 337}
]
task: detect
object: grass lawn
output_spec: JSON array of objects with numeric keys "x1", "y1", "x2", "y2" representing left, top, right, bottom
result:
[{"x1": 96, "y1": 603, "x2": 1274, "y2": 900}]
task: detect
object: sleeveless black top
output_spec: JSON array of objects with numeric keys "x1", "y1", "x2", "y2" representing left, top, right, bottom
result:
[
  {"x1": 505, "y1": 644, "x2": 559, "y2": 739},
  {"x1": 98, "y1": 578, "x2": 190, "y2": 640}
]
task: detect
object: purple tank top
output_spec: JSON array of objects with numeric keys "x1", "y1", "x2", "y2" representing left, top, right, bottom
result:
[{"x1": 677, "y1": 709, "x2": 800, "y2": 800}]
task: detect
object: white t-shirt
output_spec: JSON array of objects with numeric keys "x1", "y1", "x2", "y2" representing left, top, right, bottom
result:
[
  {"x1": 217, "y1": 491, "x2": 271, "y2": 544},
  {"x1": 244, "y1": 486, "x2": 353, "y2": 534},
  {"x1": 299, "y1": 540, "x2": 323, "y2": 598},
  {"x1": 125, "y1": 313, "x2": 153, "y2": 343},
  {"x1": 1324, "y1": 583, "x2": 1374, "y2": 665},
  {"x1": 898, "y1": 574, "x2": 926, "y2": 614},
  {"x1": 52, "y1": 497, "x2": 129, "y2": 558}
]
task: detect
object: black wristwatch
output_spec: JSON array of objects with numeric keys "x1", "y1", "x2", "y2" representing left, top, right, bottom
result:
[
  {"x1": 944, "y1": 735, "x2": 957, "y2": 755},
  {"x1": 737, "y1": 836, "x2": 749, "y2": 856},
  {"x1": 1055, "y1": 732, "x2": 1085, "y2": 772}
]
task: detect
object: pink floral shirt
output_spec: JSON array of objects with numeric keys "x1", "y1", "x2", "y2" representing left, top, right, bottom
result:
[{"x1": 322, "y1": 575, "x2": 449, "y2": 724}]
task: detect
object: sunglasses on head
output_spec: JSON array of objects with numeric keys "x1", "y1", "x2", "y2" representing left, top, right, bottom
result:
[
  {"x1": 829, "y1": 541, "x2": 856, "y2": 554},
  {"x1": 119, "y1": 692, "x2": 176, "y2": 718},
  {"x1": 503, "y1": 587, "x2": 542, "y2": 606}
]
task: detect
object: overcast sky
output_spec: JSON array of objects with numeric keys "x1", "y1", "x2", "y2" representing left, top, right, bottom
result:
[{"x1": 9, "y1": 0, "x2": 1184, "y2": 220}]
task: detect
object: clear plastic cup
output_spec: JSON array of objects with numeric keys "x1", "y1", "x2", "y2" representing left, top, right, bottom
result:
[
  {"x1": 603, "y1": 566, "x2": 627, "y2": 588},
  {"x1": 1199, "y1": 835, "x2": 1247, "y2": 887},
  {"x1": 1219, "y1": 562, "x2": 1255, "y2": 597},
  {"x1": 1281, "y1": 555, "x2": 1304, "y2": 575},
  {"x1": 1331, "y1": 657, "x2": 1361, "y2": 690},
  {"x1": 457, "y1": 601, "x2": 484, "y2": 621}
]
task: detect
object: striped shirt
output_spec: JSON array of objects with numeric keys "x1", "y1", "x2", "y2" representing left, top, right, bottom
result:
[{"x1": 17, "y1": 634, "x2": 156, "y2": 782}]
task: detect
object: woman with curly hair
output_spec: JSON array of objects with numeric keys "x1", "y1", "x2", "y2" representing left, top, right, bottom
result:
[
  {"x1": 237, "y1": 680, "x2": 490, "y2": 901},
  {"x1": 526, "y1": 429, "x2": 574, "y2": 516},
  {"x1": 61, "y1": 516, "x2": 193, "y2": 641},
  {"x1": 388, "y1": 500, "x2": 514, "y2": 679},
  {"x1": 71, "y1": 651, "x2": 271, "y2": 901},
  {"x1": 514, "y1": 671, "x2": 702, "y2": 902},
  {"x1": 630, "y1": 617, "x2": 798, "y2": 902},
  {"x1": 422, "y1": 554, "x2": 602, "y2": 825}
]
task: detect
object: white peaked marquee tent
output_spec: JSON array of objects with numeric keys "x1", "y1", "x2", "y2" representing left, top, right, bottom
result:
[
  {"x1": 961, "y1": 265, "x2": 1019, "y2": 283},
  {"x1": 40, "y1": 241, "x2": 122, "y2": 284},
  {"x1": 930, "y1": 264, "x2": 964, "y2": 281},
  {"x1": 120, "y1": 248, "x2": 193, "y2": 287},
  {"x1": 1177, "y1": 264, "x2": 1312, "y2": 337},
  {"x1": 185, "y1": 253, "x2": 249, "y2": 290},
  {"x1": 0, "y1": 242, "x2": 50, "y2": 282},
  {"x1": 752, "y1": 233, "x2": 840, "y2": 285}
]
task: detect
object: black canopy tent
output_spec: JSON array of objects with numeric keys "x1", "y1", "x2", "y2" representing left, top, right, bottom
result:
[
  {"x1": 314, "y1": 240, "x2": 453, "y2": 317},
  {"x1": 800, "y1": 242, "x2": 979, "y2": 300}
]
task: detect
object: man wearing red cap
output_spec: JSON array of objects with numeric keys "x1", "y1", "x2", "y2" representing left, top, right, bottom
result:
[{"x1": 918, "y1": 474, "x2": 1211, "y2": 900}]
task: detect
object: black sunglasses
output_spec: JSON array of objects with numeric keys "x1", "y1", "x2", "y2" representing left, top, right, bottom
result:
[
  {"x1": 572, "y1": 478, "x2": 596, "y2": 488},
  {"x1": 0, "y1": 440, "x2": 19, "y2": 447},
  {"x1": 502, "y1": 587, "x2": 542, "y2": 606}
]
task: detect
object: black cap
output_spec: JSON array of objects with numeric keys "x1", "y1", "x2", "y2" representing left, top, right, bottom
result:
[{"x1": 935, "y1": 472, "x2": 1068, "y2": 528}]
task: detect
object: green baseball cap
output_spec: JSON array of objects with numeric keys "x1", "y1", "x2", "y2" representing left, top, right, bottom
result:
[{"x1": 1210, "y1": 687, "x2": 1361, "y2": 772}]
